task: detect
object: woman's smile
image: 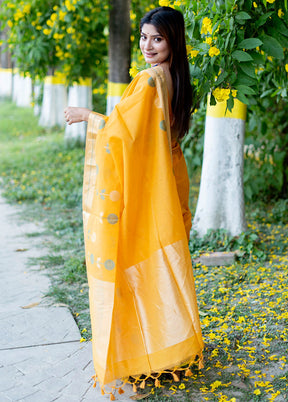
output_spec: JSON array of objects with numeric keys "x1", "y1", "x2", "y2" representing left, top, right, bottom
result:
[{"x1": 140, "y1": 23, "x2": 170, "y2": 66}]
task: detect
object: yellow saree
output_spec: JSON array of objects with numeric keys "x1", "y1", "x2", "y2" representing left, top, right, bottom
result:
[{"x1": 82, "y1": 66, "x2": 204, "y2": 394}]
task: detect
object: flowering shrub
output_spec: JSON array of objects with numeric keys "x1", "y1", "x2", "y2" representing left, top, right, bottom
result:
[
  {"x1": 0, "y1": 0, "x2": 108, "y2": 82},
  {"x1": 181, "y1": 0, "x2": 288, "y2": 109}
]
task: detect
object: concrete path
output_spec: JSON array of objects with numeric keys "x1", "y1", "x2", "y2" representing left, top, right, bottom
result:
[{"x1": 0, "y1": 195, "x2": 133, "y2": 401}]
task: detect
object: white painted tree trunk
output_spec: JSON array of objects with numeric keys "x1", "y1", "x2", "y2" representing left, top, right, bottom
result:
[
  {"x1": 33, "y1": 81, "x2": 42, "y2": 116},
  {"x1": 65, "y1": 79, "x2": 92, "y2": 145},
  {"x1": 0, "y1": 68, "x2": 12, "y2": 98},
  {"x1": 39, "y1": 75, "x2": 67, "y2": 128},
  {"x1": 106, "y1": 82, "x2": 128, "y2": 115},
  {"x1": 12, "y1": 72, "x2": 20, "y2": 103},
  {"x1": 192, "y1": 98, "x2": 247, "y2": 237},
  {"x1": 12, "y1": 72, "x2": 32, "y2": 107}
]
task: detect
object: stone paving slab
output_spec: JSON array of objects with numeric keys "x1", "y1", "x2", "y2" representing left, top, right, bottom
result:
[
  {"x1": 0, "y1": 194, "x2": 133, "y2": 401},
  {"x1": 0, "y1": 307, "x2": 80, "y2": 349}
]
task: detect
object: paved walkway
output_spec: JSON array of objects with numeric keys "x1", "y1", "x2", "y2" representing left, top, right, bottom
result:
[{"x1": 0, "y1": 195, "x2": 133, "y2": 401}]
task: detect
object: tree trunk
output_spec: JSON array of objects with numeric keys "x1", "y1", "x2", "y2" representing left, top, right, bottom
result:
[
  {"x1": 39, "y1": 72, "x2": 67, "y2": 128},
  {"x1": 65, "y1": 79, "x2": 92, "y2": 146},
  {"x1": 0, "y1": 0, "x2": 12, "y2": 69},
  {"x1": 0, "y1": 13, "x2": 13, "y2": 98},
  {"x1": 192, "y1": 98, "x2": 247, "y2": 237},
  {"x1": 106, "y1": 0, "x2": 131, "y2": 115}
]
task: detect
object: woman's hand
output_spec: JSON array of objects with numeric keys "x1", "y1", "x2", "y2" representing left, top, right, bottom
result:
[{"x1": 64, "y1": 107, "x2": 91, "y2": 125}]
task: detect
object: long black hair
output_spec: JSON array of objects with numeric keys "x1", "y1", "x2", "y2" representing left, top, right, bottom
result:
[{"x1": 140, "y1": 6, "x2": 193, "y2": 140}]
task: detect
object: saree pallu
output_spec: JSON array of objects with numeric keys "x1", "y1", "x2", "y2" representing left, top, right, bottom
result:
[{"x1": 83, "y1": 66, "x2": 204, "y2": 393}]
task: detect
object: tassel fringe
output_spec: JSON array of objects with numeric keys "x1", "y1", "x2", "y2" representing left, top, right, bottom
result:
[
  {"x1": 140, "y1": 380, "x2": 146, "y2": 389},
  {"x1": 171, "y1": 372, "x2": 180, "y2": 382},
  {"x1": 90, "y1": 353, "x2": 204, "y2": 396}
]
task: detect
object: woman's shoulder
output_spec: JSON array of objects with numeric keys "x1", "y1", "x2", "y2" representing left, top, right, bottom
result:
[
  {"x1": 133, "y1": 66, "x2": 165, "y2": 81},
  {"x1": 122, "y1": 67, "x2": 161, "y2": 98}
]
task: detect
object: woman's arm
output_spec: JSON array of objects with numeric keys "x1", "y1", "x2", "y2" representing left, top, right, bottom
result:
[{"x1": 64, "y1": 107, "x2": 91, "y2": 125}]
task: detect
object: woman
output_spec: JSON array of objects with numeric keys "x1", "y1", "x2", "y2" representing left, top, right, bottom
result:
[{"x1": 65, "y1": 6, "x2": 204, "y2": 398}]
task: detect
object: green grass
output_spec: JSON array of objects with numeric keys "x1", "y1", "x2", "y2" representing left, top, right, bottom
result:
[{"x1": 0, "y1": 100, "x2": 287, "y2": 401}]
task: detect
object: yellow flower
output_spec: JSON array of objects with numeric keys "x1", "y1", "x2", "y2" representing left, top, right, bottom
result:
[
  {"x1": 174, "y1": 0, "x2": 182, "y2": 5},
  {"x1": 50, "y1": 13, "x2": 57, "y2": 21},
  {"x1": 159, "y1": 0, "x2": 170, "y2": 6},
  {"x1": 7, "y1": 20, "x2": 13, "y2": 28},
  {"x1": 14, "y1": 10, "x2": 24, "y2": 21},
  {"x1": 209, "y1": 46, "x2": 220, "y2": 57},
  {"x1": 178, "y1": 383, "x2": 186, "y2": 389},
  {"x1": 211, "y1": 349, "x2": 219, "y2": 357},
  {"x1": 79, "y1": 337, "x2": 86, "y2": 342},
  {"x1": 254, "y1": 389, "x2": 261, "y2": 395},
  {"x1": 253, "y1": 1, "x2": 257, "y2": 6},
  {"x1": 213, "y1": 88, "x2": 230, "y2": 102},
  {"x1": 190, "y1": 49, "x2": 199, "y2": 58},
  {"x1": 67, "y1": 27, "x2": 75, "y2": 34},
  {"x1": 47, "y1": 19, "x2": 54, "y2": 27},
  {"x1": 59, "y1": 10, "x2": 67, "y2": 21},
  {"x1": 36, "y1": 25, "x2": 42, "y2": 30},
  {"x1": 285, "y1": 64, "x2": 288, "y2": 72},
  {"x1": 205, "y1": 37, "x2": 213, "y2": 45},
  {"x1": 278, "y1": 9, "x2": 284, "y2": 18},
  {"x1": 130, "y1": 11, "x2": 136, "y2": 20},
  {"x1": 23, "y1": 4, "x2": 31, "y2": 14},
  {"x1": 201, "y1": 17, "x2": 212, "y2": 35},
  {"x1": 65, "y1": 0, "x2": 76, "y2": 11},
  {"x1": 210, "y1": 380, "x2": 222, "y2": 391},
  {"x1": 129, "y1": 62, "x2": 139, "y2": 78},
  {"x1": 43, "y1": 28, "x2": 51, "y2": 35},
  {"x1": 266, "y1": 0, "x2": 275, "y2": 2}
]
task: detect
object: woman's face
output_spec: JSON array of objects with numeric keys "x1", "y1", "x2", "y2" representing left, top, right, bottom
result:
[{"x1": 140, "y1": 23, "x2": 170, "y2": 66}]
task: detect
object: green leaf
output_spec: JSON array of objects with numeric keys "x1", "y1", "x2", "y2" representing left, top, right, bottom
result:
[
  {"x1": 236, "y1": 91, "x2": 249, "y2": 105},
  {"x1": 225, "y1": 0, "x2": 234, "y2": 12},
  {"x1": 226, "y1": 96, "x2": 234, "y2": 112},
  {"x1": 255, "y1": 12, "x2": 273, "y2": 28},
  {"x1": 235, "y1": 11, "x2": 251, "y2": 22},
  {"x1": 238, "y1": 63, "x2": 256, "y2": 78},
  {"x1": 245, "y1": 185, "x2": 253, "y2": 201},
  {"x1": 238, "y1": 38, "x2": 263, "y2": 49},
  {"x1": 232, "y1": 50, "x2": 253, "y2": 62},
  {"x1": 270, "y1": 15, "x2": 288, "y2": 37},
  {"x1": 235, "y1": 85, "x2": 256, "y2": 95},
  {"x1": 249, "y1": 51, "x2": 265, "y2": 65},
  {"x1": 234, "y1": 72, "x2": 257, "y2": 86},
  {"x1": 210, "y1": 94, "x2": 217, "y2": 106},
  {"x1": 260, "y1": 88, "x2": 275, "y2": 98},
  {"x1": 215, "y1": 71, "x2": 228, "y2": 86},
  {"x1": 261, "y1": 35, "x2": 284, "y2": 59}
]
